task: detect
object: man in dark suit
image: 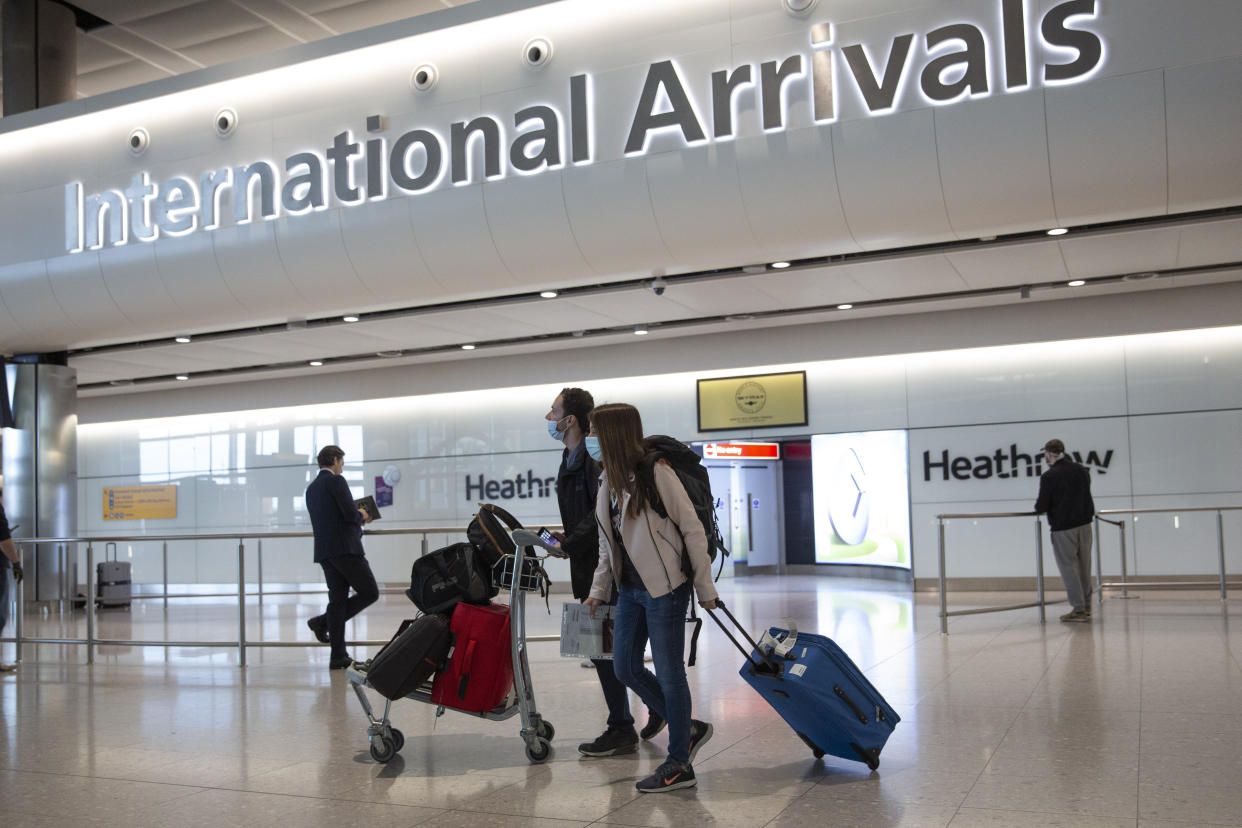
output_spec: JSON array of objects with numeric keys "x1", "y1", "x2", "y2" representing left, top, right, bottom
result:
[{"x1": 306, "y1": 445, "x2": 378, "y2": 669}]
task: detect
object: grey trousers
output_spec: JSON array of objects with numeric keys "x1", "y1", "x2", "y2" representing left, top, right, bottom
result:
[{"x1": 1050, "y1": 523, "x2": 1094, "y2": 612}]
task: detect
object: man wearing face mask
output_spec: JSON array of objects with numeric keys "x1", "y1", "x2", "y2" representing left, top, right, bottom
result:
[{"x1": 547, "y1": 388, "x2": 662, "y2": 756}]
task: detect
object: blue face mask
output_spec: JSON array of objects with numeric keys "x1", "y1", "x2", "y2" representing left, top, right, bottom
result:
[
  {"x1": 585, "y1": 435, "x2": 603, "y2": 462},
  {"x1": 547, "y1": 417, "x2": 566, "y2": 441}
]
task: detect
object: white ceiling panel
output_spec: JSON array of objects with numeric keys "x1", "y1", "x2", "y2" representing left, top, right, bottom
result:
[
  {"x1": 946, "y1": 243, "x2": 1069, "y2": 290},
  {"x1": 1059, "y1": 228, "x2": 1181, "y2": 279},
  {"x1": 832, "y1": 109, "x2": 953, "y2": 249},
  {"x1": 935, "y1": 89, "x2": 1056, "y2": 238},
  {"x1": 750, "y1": 266, "x2": 869, "y2": 308},
  {"x1": 1176, "y1": 219, "x2": 1242, "y2": 268},
  {"x1": 843, "y1": 256, "x2": 968, "y2": 299},
  {"x1": 123, "y1": 2, "x2": 263, "y2": 50},
  {"x1": 1166, "y1": 58, "x2": 1242, "y2": 211},
  {"x1": 1046, "y1": 70, "x2": 1168, "y2": 223},
  {"x1": 180, "y1": 26, "x2": 303, "y2": 66}
]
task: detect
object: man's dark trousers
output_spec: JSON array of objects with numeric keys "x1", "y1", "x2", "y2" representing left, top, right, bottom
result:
[{"x1": 321, "y1": 555, "x2": 378, "y2": 661}]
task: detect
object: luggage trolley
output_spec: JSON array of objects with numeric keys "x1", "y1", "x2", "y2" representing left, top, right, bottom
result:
[{"x1": 346, "y1": 529, "x2": 555, "y2": 764}]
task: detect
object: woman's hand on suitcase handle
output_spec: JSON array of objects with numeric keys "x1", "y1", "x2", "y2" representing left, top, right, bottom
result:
[
  {"x1": 583, "y1": 597, "x2": 603, "y2": 618},
  {"x1": 699, "y1": 598, "x2": 718, "y2": 611}
]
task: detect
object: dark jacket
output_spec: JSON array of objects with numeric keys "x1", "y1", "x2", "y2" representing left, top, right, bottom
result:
[
  {"x1": 306, "y1": 468, "x2": 365, "y2": 562},
  {"x1": 1034, "y1": 456, "x2": 1095, "y2": 531},
  {"x1": 555, "y1": 441, "x2": 601, "y2": 599}
]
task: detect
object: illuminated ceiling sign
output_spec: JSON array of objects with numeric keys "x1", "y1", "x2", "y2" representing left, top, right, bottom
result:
[
  {"x1": 64, "y1": 0, "x2": 1103, "y2": 253},
  {"x1": 703, "y1": 442, "x2": 782, "y2": 460}
]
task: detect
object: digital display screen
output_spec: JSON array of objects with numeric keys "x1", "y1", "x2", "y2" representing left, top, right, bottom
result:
[{"x1": 811, "y1": 430, "x2": 911, "y2": 568}]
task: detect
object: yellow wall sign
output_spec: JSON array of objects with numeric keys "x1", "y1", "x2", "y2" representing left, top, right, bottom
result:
[
  {"x1": 103, "y1": 485, "x2": 177, "y2": 520},
  {"x1": 697, "y1": 371, "x2": 808, "y2": 431}
]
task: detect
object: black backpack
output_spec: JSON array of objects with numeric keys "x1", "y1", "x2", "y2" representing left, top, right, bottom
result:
[
  {"x1": 639, "y1": 435, "x2": 730, "y2": 668},
  {"x1": 639, "y1": 435, "x2": 729, "y2": 579},
  {"x1": 467, "y1": 503, "x2": 551, "y2": 603}
]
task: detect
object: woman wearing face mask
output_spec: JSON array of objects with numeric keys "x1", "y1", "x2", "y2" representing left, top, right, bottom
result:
[{"x1": 583, "y1": 403, "x2": 718, "y2": 792}]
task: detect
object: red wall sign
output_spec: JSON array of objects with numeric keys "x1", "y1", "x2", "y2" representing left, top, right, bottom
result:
[{"x1": 702, "y1": 442, "x2": 781, "y2": 460}]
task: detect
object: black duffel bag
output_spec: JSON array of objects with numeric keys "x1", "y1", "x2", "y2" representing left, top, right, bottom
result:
[
  {"x1": 365, "y1": 614, "x2": 453, "y2": 701},
  {"x1": 406, "y1": 541, "x2": 497, "y2": 615}
]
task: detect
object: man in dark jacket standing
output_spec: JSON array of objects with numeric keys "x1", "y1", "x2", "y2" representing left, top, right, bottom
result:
[
  {"x1": 306, "y1": 445, "x2": 378, "y2": 669},
  {"x1": 547, "y1": 388, "x2": 661, "y2": 756},
  {"x1": 1034, "y1": 438, "x2": 1096, "y2": 623}
]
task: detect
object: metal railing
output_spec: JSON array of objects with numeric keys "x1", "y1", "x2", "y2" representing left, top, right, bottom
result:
[
  {"x1": 937, "y1": 506, "x2": 1239, "y2": 634},
  {"x1": 936, "y1": 511, "x2": 1053, "y2": 634},
  {"x1": 1, "y1": 525, "x2": 562, "y2": 667},
  {"x1": 1094, "y1": 506, "x2": 1240, "y2": 599}
]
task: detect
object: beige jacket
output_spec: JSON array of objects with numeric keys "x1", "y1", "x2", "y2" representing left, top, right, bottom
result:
[{"x1": 588, "y1": 460, "x2": 719, "y2": 604}]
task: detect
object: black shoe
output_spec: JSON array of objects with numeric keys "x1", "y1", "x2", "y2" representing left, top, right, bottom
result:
[
  {"x1": 307, "y1": 615, "x2": 329, "y2": 644},
  {"x1": 640, "y1": 710, "x2": 667, "y2": 741},
  {"x1": 636, "y1": 759, "x2": 696, "y2": 792},
  {"x1": 329, "y1": 655, "x2": 354, "y2": 670},
  {"x1": 688, "y1": 719, "x2": 713, "y2": 764},
  {"x1": 577, "y1": 727, "x2": 639, "y2": 757}
]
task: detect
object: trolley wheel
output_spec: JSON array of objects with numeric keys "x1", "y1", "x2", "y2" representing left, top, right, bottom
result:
[
  {"x1": 369, "y1": 735, "x2": 397, "y2": 763},
  {"x1": 525, "y1": 737, "x2": 552, "y2": 764},
  {"x1": 390, "y1": 728, "x2": 405, "y2": 752},
  {"x1": 536, "y1": 720, "x2": 555, "y2": 742}
]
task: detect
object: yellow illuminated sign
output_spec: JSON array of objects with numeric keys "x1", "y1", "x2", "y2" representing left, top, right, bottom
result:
[
  {"x1": 103, "y1": 485, "x2": 177, "y2": 520},
  {"x1": 697, "y1": 371, "x2": 808, "y2": 431}
]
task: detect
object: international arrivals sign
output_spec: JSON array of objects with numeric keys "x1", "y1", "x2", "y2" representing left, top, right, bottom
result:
[{"x1": 65, "y1": 0, "x2": 1104, "y2": 253}]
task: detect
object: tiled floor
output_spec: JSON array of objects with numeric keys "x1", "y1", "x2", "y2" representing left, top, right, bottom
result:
[{"x1": 2, "y1": 576, "x2": 1241, "y2": 827}]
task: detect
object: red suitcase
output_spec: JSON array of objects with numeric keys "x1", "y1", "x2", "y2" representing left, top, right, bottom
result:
[{"x1": 430, "y1": 601, "x2": 514, "y2": 713}]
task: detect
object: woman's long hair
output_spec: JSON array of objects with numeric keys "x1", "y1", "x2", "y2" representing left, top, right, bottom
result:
[{"x1": 590, "y1": 403, "x2": 650, "y2": 518}]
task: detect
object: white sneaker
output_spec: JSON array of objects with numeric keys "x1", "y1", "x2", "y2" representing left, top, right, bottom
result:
[
  {"x1": 0, "y1": 663, "x2": 18, "y2": 673},
  {"x1": 580, "y1": 659, "x2": 595, "y2": 668}
]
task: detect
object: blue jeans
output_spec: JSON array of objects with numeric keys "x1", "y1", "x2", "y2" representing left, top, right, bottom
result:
[{"x1": 613, "y1": 582, "x2": 693, "y2": 764}]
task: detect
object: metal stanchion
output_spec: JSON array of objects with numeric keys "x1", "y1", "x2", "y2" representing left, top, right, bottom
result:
[
  {"x1": 237, "y1": 539, "x2": 246, "y2": 668},
  {"x1": 938, "y1": 519, "x2": 948, "y2": 635},
  {"x1": 15, "y1": 544, "x2": 24, "y2": 665},
  {"x1": 257, "y1": 539, "x2": 263, "y2": 603},
  {"x1": 1093, "y1": 516, "x2": 1103, "y2": 606},
  {"x1": 162, "y1": 541, "x2": 168, "y2": 610},
  {"x1": 1120, "y1": 520, "x2": 1130, "y2": 599},
  {"x1": 86, "y1": 542, "x2": 96, "y2": 665},
  {"x1": 421, "y1": 535, "x2": 428, "y2": 558},
  {"x1": 1035, "y1": 517, "x2": 1046, "y2": 624},
  {"x1": 1218, "y1": 510, "x2": 1227, "y2": 600}
]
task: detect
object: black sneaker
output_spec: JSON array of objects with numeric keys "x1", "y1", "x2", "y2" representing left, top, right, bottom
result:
[
  {"x1": 636, "y1": 759, "x2": 696, "y2": 792},
  {"x1": 329, "y1": 655, "x2": 354, "y2": 670},
  {"x1": 640, "y1": 710, "x2": 667, "y2": 740},
  {"x1": 688, "y1": 719, "x2": 713, "y2": 763},
  {"x1": 578, "y1": 727, "x2": 639, "y2": 757},
  {"x1": 307, "y1": 615, "x2": 329, "y2": 643}
]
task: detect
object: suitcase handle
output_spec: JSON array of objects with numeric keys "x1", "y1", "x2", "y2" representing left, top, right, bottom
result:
[{"x1": 705, "y1": 600, "x2": 782, "y2": 676}]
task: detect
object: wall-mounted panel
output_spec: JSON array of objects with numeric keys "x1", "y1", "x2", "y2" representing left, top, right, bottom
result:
[
  {"x1": 1166, "y1": 58, "x2": 1242, "y2": 210},
  {"x1": 1046, "y1": 70, "x2": 1167, "y2": 223}
]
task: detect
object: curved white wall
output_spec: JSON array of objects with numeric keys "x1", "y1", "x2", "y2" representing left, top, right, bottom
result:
[{"x1": 2, "y1": 0, "x2": 1240, "y2": 352}]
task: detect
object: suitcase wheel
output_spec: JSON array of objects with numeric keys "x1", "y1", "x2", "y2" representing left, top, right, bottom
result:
[{"x1": 850, "y1": 742, "x2": 882, "y2": 771}]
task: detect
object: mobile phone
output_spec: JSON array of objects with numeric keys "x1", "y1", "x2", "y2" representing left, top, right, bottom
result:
[{"x1": 538, "y1": 528, "x2": 560, "y2": 547}]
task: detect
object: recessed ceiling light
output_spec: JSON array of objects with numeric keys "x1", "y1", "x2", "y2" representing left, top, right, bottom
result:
[
  {"x1": 174, "y1": 336, "x2": 191, "y2": 343},
  {"x1": 308, "y1": 360, "x2": 323, "y2": 366},
  {"x1": 461, "y1": 344, "x2": 476, "y2": 350},
  {"x1": 1047, "y1": 227, "x2": 1069, "y2": 236},
  {"x1": 175, "y1": 375, "x2": 189, "y2": 381},
  {"x1": 634, "y1": 326, "x2": 648, "y2": 335},
  {"x1": 539, "y1": 290, "x2": 558, "y2": 299},
  {"x1": 771, "y1": 261, "x2": 791, "y2": 269},
  {"x1": 342, "y1": 315, "x2": 359, "y2": 322},
  {"x1": 837, "y1": 304, "x2": 853, "y2": 310},
  {"x1": 1068, "y1": 279, "x2": 1085, "y2": 287}
]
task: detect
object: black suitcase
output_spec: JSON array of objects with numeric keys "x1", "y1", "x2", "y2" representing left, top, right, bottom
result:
[{"x1": 365, "y1": 614, "x2": 453, "y2": 701}]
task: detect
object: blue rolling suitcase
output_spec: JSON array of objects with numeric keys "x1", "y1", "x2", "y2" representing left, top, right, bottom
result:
[{"x1": 707, "y1": 601, "x2": 899, "y2": 770}]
